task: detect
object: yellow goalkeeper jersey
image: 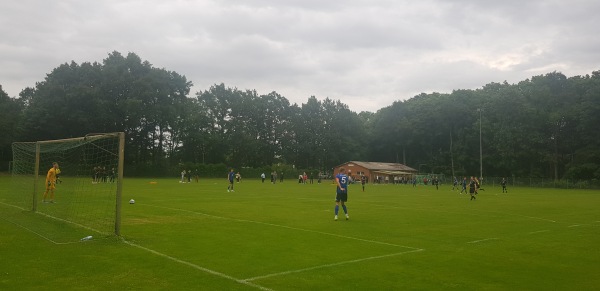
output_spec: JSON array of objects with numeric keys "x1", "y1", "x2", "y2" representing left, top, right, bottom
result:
[{"x1": 46, "y1": 168, "x2": 57, "y2": 185}]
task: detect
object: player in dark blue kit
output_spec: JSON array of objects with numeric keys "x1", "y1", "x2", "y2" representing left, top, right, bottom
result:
[
  {"x1": 459, "y1": 177, "x2": 467, "y2": 194},
  {"x1": 227, "y1": 169, "x2": 235, "y2": 192},
  {"x1": 334, "y1": 167, "x2": 350, "y2": 221},
  {"x1": 469, "y1": 176, "x2": 477, "y2": 200},
  {"x1": 501, "y1": 177, "x2": 508, "y2": 193}
]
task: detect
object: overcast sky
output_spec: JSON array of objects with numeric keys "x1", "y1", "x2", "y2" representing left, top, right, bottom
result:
[{"x1": 1, "y1": 0, "x2": 599, "y2": 112}]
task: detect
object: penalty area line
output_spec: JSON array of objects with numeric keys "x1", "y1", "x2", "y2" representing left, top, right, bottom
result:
[
  {"x1": 467, "y1": 238, "x2": 499, "y2": 244},
  {"x1": 142, "y1": 203, "x2": 421, "y2": 250},
  {"x1": 528, "y1": 230, "x2": 550, "y2": 234},
  {"x1": 122, "y1": 239, "x2": 272, "y2": 291},
  {"x1": 243, "y1": 248, "x2": 424, "y2": 282}
]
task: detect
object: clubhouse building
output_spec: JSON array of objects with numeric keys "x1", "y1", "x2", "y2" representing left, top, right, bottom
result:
[{"x1": 333, "y1": 161, "x2": 417, "y2": 184}]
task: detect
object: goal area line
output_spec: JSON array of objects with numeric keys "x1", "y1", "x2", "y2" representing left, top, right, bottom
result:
[{"x1": 1, "y1": 201, "x2": 107, "y2": 244}]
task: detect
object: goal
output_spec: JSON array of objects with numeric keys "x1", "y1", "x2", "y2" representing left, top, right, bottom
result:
[{"x1": 4, "y1": 133, "x2": 124, "y2": 242}]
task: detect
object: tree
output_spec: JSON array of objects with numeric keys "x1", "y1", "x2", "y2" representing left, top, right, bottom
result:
[
  {"x1": 0, "y1": 85, "x2": 23, "y2": 169},
  {"x1": 6, "y1": 50, "x2": 600, "y2": 179},
  {"x1": 18, "y1": 51, "x2": 192, "y2": 175}
]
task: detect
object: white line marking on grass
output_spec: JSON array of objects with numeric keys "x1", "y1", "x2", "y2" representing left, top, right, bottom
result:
[
  {"x1": 0, "y1": 201, "x2": 102, "y2": 245},
  {"x1": 467, "y1": 238, "x2": 498, "y2": 244},
  {"x1": 367, "y1": 202, "x2": 559, "y2": 224},
  {"x1": 0, "y1": 201, "x2": 26, "y2": 211},
  {"x1": 1, "y1": 216, "x2": 82, "y2": 245},
  {"x1": 517, "y1": 215, "x2": 556, "y2": 223},
  {"x1": 567, "y1": 224, "x2": 588, "y2": 228},
  {"x1": 528, "y1": 230, "x2": 550, "y2": 234},
  {"x1": 0, "y1": 203, "x2": 270, "y2": 290},
  {"x1": 363, "y1": 203, "x2": 487, "y2": 217},
  {"x1": 122, "y1": 240, "x2": 272, "y2": 291},
  {"x1": 469, "y1": 209, "x2": 557, "y2": 223},
  {"x1": 142, "y1": 204, "x2": 420, "y2": 250},
  {"x1": 243, "y1": 249, "x2": 424, "y2": 282}
]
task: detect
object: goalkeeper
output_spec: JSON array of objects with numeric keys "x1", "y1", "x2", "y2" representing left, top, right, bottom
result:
[
  {"x1": 42, "y1": 162, "x2": 59, "y2": 203},
  {"x1": 55, "y1": 167, "x2": 62, "y2": 184}
]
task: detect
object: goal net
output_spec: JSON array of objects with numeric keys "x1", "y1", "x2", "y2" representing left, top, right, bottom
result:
[{"x1": 2, "y1": 133, "x2": 124, "y2": 243}]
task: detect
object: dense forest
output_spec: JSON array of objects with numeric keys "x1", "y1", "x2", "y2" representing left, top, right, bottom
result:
[{"x1": 1, "y1": 51, "x2": 599, "y2": 180}]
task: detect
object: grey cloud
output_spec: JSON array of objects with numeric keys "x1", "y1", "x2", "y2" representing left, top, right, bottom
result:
[{"x1": 1, "y1": 0, "x2": 599, "y2": 112}]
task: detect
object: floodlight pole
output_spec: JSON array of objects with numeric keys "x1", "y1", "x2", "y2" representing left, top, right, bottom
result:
[{"x1": 478, "y1": 108, "x2": 483, "y2": 183}]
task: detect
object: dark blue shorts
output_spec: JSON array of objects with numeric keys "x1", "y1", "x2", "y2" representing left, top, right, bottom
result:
[{"x1": 335, "y1": 191, "x2": 348, "y2": 202}]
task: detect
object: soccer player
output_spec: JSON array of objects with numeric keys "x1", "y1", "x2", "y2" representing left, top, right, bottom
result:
[
  {"x1": 501, "y1": 178, "x2": 507, "y2": 193},
  {"x1": 474, "y1": 177, "x2": 483, "y2": 194},
  {"x1": 469, "y1": 176, "x2": 477, "y2": 200},
  {"x1": 334, "y1": 167, "x2": 350, "y2": 221},
  {"x1": 109, "y1": 167, "x2": 116, "y2": 183},
  {"x1": 55, "y1": 167, "x2": 62, "y2": 184},
  {"x1": 361, "y1": 175, "x2": 366, "y2": 192},
  {"x1": 227, "y1": 169, "x2": 235, "y2": 192},
  {"x1": 452, "y1": 177, "x2": 458, "y2": 191},
  {"x1": 459, "y1": 177, "x2": 467, "y2": 194},
  {"x1": 42, "y1": 162, "x2": 59, "y2": 203}
]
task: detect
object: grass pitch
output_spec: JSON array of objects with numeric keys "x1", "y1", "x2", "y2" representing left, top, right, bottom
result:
[{"x1": 1, "y1": 176, "x2": 599, "y2": 290}]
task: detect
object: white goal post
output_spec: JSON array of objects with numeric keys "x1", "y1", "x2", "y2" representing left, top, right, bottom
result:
[{"x1": 7, "y1": 132, "x2": 124, "y2": 238}]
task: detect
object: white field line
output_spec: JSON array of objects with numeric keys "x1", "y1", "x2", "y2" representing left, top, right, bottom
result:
[
  {"x1": 363, "y1": 201, "x2": 558, "y2": 223},
  {"x1": 243, "y1": 249, "x2": 425, "y2": 282},
  {"x1": 467, "y1": 238, "x2": 498, "y2": 244},
  {"x1": 364, "y1": 203, "x2": 486, "y2": 217},
  {"x1": 528, "y1": 230, "x2": 550, "y2": 234},
  {"x1": 0, "y1": 200, "x2": 26, "y2": 211},
  {"x1": 0, "y1": 203, "x2": 271, "y2": 290},
  {"x1": 141, "y1": 203, "x2": 420, "y2": 250},
  {"x1": 1, "y1": 216, "x2": 81, "y2": 245},
  {"x1": 468, "y1": 209, "x2": 557, "y2": 223},
  {"x1": 122, "y1": 240, "x2": 273, "y2": 291},
  {"x1": 0, "y1": 201, "x2": 103, "y2": 244}
]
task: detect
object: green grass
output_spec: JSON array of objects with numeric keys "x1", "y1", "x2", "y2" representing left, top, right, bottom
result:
[{"x1": 1, "y1": 176, "x2": 599, "y2": 290}]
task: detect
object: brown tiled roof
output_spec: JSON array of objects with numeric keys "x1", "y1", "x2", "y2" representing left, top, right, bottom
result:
[{"x1": 343, "y1": 161, "x2": 417, "y2": 172}]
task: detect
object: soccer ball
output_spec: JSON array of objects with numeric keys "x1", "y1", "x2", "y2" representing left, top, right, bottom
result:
[{"x1": 129, "y1": 199, "x2": 135, "y2": 204}]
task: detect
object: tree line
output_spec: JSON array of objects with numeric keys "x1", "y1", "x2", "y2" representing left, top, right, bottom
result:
[{"x1": 1, "y1": 51, "x2": 599, "y2": 180}]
